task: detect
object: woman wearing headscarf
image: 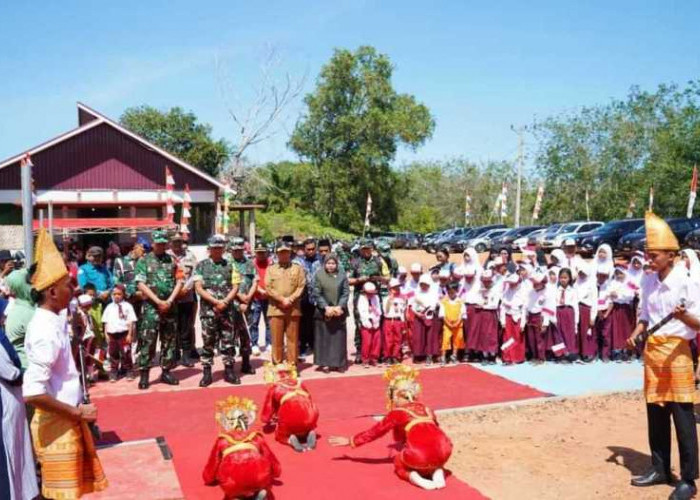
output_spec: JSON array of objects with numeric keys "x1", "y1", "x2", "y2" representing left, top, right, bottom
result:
[
  {"x1": 0, "y1": 296, "x2": 39, "y2": 500},
  {"x1": 312, "y1": 254, "x2": 350, "y2": 372},
  {"x1": 4, "y1": 269, "x2": 36, "y2": 369}
]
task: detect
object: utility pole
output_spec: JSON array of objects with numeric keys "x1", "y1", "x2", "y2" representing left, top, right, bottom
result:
[
  {"x1": 20, "y1": 155, "x2": 33, "y2": 260},
  {"x1": 511, "y1": 125, "x2": 524, "y2": 228}
]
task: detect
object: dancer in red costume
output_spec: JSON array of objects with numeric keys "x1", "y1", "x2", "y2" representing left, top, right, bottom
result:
[
  {"x1": 260, "y1": 361, "x2": 320, "y2": 452},
  {"x1": 203, "y1": 396, "x2": 281, "y2": 500},
  {"x1": 329, "y1": 365, "x2": 453, "y2": 490}
]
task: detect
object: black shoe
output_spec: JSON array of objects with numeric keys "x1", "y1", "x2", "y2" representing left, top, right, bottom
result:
[
  {"x1": 354, "y1": 354, "x2": 362, "y2": 365},
  {"x1": 224, "y1": 364, "x2": 241, "y2": 385},
  {"x1": 180, "y1": 353, "x2": 195, "y2": 368},
  {"x1": 669, "y1": 480, "x2": 697, "y2": 500},
  {"x1": 160, "y1": 370, "x2": 179, "y2": 386},
  {"x1": 199, "y1": 365, "x2": 213, "y2": 387},
  {"x1": 631, "y1": 468, "x2": 670, "y2": 487},
  {"x1": 138, "y1": 370, "x2": 150, "y2": 390},
  {"x1": 189, "y1": 349, "x2": 200, "y2": 360},
  {"x1": 241, "y1": 357, "x2": 256, "y2": 375}
]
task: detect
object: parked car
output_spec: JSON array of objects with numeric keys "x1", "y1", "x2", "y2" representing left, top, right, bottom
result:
[
  {"x1": 684, "y1": 228, "x2": 700, "y2": 250},
  {"x1": 542, "y1": 221, "x2": 605, "y2": 249},
  {"x1": 579, "y1": 218, "x2": 645, "y2": 255},
  {"x1": 422, "y1": 229, "x2": 451, "y2": 252},
  {"x1": 618, "y1": 217, "x2": 700, "y2": 254},
  {"x1": 490, "y1": 225, "x2": 544, "y2": 253},
  {"x1": 465, "y1": 228, "x2": 510, "y2": 253},
  {"x1": 513, "y1": 227, "x2": 547, "y2": 250}
]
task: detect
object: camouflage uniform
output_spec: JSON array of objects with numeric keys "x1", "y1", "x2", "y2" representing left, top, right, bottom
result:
[
  {"x1": 134, "y1": 251, "x2": 179, "y2": 370},
  {"x1": 349, "y1": 245, "x2": 385, "y2": 351},
  {"x1": 231, "y1": 254, "x2": 257, "y2": 358},
  {"x1": 194, "y1": 257, "x2": 237, "y2": 365},
  {"x1": 113, "y1": 254, "x2": 139, "y2": 298},
  {"x1": 377, "y1": 243, "x2": 399, "y2": 297}
]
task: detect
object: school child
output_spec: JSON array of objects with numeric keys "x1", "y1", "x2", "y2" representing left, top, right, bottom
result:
[
  {"x1": 499, "y1": 273, "x2": 526, "y2": 364},
  {"x1": 608, "y1": 266, "x2": 636, "y2": 362},
  {"x1": 383, "y1": 278, "x2": 407, "y2": 364},
  {"x1": 524, "y1": 270, "x2": 556, "y2": 363},
  {"x1": 555, "y1": 268, "x2": 579, "y2": 362},
  {"x1": 438, "y1": 281, "x2": 466, "y2": 365},
  {"x1": 595, "y1": 268, "x2": 614, "y2": 361},
  {"x1": 575, "y1": 262, "x2": 598, "y2": 362},
  {"x1": 470, "y1": 270, "x2": 501, "y2": 365},
  {"x1": 409, "y1": 275, "x2": 439, "y2": 365},
  {"x1": 102, "y1": 284, "x2": 138, "y2": 381},
  {"x1": 357, "y1": 282, "x2": 382, "y2": 367}
]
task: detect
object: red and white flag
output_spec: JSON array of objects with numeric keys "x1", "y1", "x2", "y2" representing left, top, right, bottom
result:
[
  {"x1": 180, "y1": 183, "x2": 191, "y2": 240},
  {"x1": 532, "y1": 184, "x2": 545, "y2": 221},
  {"x1": 464, "y1": 190, "x2": 472, "y2": 225},
  {"x1": 626, "y1": 198, "x2": 636, "y2": 219},
  {"x1": 648, "y1": 185, "x2": 654, "y2": 212},
  {"x1": 687, "y1": 165, "x2": 698, "y2": 218},
  {"x1": 364, "y1": 193, "x2": 373, "y2": 229},
  {"x1": 165, "y1": 166, "x2": 175, "y2": 222},
  {"x1": 500, "y1": 182, "x2": 508, "y2": 218}
]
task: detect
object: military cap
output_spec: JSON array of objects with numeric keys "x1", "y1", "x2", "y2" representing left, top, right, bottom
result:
[
  {"x1": 359, "y1": 238, "x2": 373, "y2": 249},
  {"x1": 208, "y1": 234, "x2": 227, "y2": 248},
  {"x1": 254, "y1": 243, "x2": 268, "y2": 253},
  {"x1": 151, "y1": 230, "x2": 169, "y2": 243},
  {"x1": 170, "y1": 232, "x2": 184, "y2": 242},
  {"x1": 229, "y1": 236, "x2": 245, "y2": 250},
  {"x1": 276, "y1": 241, "x2": 292, "y2": 253}
]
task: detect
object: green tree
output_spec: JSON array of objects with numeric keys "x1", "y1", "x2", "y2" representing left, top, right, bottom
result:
[
  {"x1": 120, "y1": 105, "x2": 231, "y2": 177},
  {"x1": 289, "y1": 46, "x2": 435, "y2": 232}
]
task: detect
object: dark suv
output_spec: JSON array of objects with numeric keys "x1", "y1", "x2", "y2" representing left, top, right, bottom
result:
[
  {"x1": 579, "y1": 218, "x2": 644, "y2": 255},
  {"x1": 619, "y1": 217, "x2": 700, "y2": 254},
  {"x1": 490, "y1": 225, "x2": 544, "y2": 253}
]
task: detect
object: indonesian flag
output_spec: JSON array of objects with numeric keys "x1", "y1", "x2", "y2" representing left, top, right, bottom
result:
[
  {"x1": 626, "y1": 198, "x2": 636, "y2": 219},
  {"x1": 181, "y1": 183, "x2": 191, "y2": 240},
  {"x1": 648, "y1": 185, "x2": 654, "y2": 212},
  {"x1": 532, "y1": 184, "x2": 545, "y2": 221},
  {"x1": 165, "y1": 167, "x2": 175, "y2": 186},
  {"x1": 215, "y1": 202, "x2": 223, "y2": 234},
  {"x1": 165, "y1": 166, "x2": 175, "y2": 223},
  {"x1": 464, "y1": 191, "x2": 472, "y2": 225},
  {"x1": 500, "y1": 182, "x2": 508, "y2": 218},
  {"x1": 364, "y1": 193, "x2": 373, "y2": 229},
  {"x1": 688, "y1": 165, "x2": 698, "y2": 218}
]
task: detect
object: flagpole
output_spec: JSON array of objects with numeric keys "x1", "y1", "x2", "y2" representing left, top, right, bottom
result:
[{"x1": 21, "y1": 155, "x2": 33, "y2": 259}]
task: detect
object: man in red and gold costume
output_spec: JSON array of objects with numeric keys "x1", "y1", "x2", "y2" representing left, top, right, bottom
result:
[
  {"x1": 260, "y1": 362, "x2": 320, "y2": 452},
  {"x1": 329, "y1": 365, "x2": 453, "y2": 490},
  {"x1": 203, "y1": 396, "x2": 281, "y2": 500}
]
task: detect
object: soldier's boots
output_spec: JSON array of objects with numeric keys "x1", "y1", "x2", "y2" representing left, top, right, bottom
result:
[
  {"x1": 199, "y1": 365, "x2": 213, "y2": 387},
  {"x1": 223, "y1": 363, "x2": 241, "y2": 385},
  {"x1": 138, "y1": 369, "x2": 150, "y2": 390},
  {"x1": 180, "y1": 352, "x2": 195, "y2": 368},
  {"x1": 241, "y1": 356, "x2": 256, "y2": 375},
  {"x1": 160, "y1": 369, "x2": 179, "y2": 386}
]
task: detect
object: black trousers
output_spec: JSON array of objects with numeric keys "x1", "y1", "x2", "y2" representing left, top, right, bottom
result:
[
  {"x1": 176, "y1": 301, "x2": 196, "y2": 354},
  {"x1": 647, "y1": 402, "x2": 699, "y2": 481},
  {"x1": 300, "y1": 301, "x2": 316, "y2": 352}
]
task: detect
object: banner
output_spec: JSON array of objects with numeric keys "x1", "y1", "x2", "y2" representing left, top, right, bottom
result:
[
  {"x1": 364, "y1": 193, "x2": 373, "y2": 229},
  {"x1": 464, "y1": 191, "x2": 472, "y2": 226},
  {"x1": 688, "y1": 165, "x2": 698, "y2": 218},
  {"x1": 626, "y1": 198, "x2": 636, "y2": 219},
  {"x1": 499, "y1": 182, "x2": 508, "y2": 219},
  {"x1": 532, "y1": 184, "x2": 544, "y2": 221},
  {"x1": 648, "y1": 185, "x2": 654, "y2": 212}
]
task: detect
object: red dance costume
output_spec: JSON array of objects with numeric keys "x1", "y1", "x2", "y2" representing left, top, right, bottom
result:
[
  {"x1": 203, "y1": 430, "x2": 281, "y2": 499},
  {"x1": 261, "y1": 378, "x2": 319, "y2": 444},
  {"x1": 350, "y1": 402, "x2": 453, "y2": 482}
]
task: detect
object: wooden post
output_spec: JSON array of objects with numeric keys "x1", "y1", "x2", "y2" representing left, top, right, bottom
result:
[{"x1": 239, "y1": 210, "x2": 245, "y2": 239}]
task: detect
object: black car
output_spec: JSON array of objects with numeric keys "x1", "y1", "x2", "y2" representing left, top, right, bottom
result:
[
  {"x1": 490, "y1": 225, "x2": 545, "y2": 253},
  {"x1": 685, "y1": 228, "x2": 700, "y2": 250},
  {"x1": 618, "y1": 217, "x2": 700, "y2": 254},
  {"x1": 432, "y1": 227, "x2": 476, "y2": 253},
  {"x1": 451, "y1": 224, "x2": 507, "y2": 253},
  {"x1": 579, "y1": 218, "x2": 644, "y2": 255}
]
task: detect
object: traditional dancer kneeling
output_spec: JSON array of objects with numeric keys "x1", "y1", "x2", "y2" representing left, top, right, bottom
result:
[
  {"x1": 203, "y1": 396, "x2": 281, "y2": 500},
  {"x1": 329, "y1": 365, "x2": 453, "y2": 490},
  {"x1": 260, "y1": 362, "x2": 320, "y2": 452}
]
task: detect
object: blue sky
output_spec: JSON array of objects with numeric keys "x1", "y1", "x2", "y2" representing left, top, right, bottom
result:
[{"x1": 0, "y1": 1, "x2": 698, "y2": 168}]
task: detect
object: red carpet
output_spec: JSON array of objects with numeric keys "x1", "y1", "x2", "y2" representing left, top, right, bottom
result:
[{"x1": 94, "y1": 365, "x2": 546, "y2": 499}]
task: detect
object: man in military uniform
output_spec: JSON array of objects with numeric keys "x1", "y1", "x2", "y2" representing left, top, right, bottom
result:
[
  {"x1": 230, "y1": 237, "x2": 257, "y2": 375},
  {"x1": 348, "y1": 239, "x2": 387, "y2": 364},
  {"x1": 265, "y1": 242, "x2": 306, "y2": 365},
  {"x1": 134, "y1": 230, "x2": 183, "y2": 390},
  {"x1": 194, "y1": 234, "x2": 242, "y2": 386},
  {"x1": 168, "y1": 232, "x2": 199, "y2": 367},
  {"x1": 377, "y1": 242, "x2": 399, "y2": 297},
  {"x1": 113, "y1": 242, "x2": 144, "y2": 302}
]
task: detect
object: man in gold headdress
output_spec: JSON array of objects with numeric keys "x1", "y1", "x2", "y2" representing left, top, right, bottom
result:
[
  {"x1": 23, "y1": 229, "x2": 108, "y2": 499},
  {"x1": 627, "y1": 212, "x2": 699, "y2": 500}
]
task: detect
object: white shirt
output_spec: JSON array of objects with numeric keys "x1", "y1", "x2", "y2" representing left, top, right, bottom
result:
[
  {"x1": 383, "y1": 295, "x2": 407, "y2": 320},
  {"x1": 526, "y1": 286, "x2": 557, "y2": 326},
  {"x1": 500, "y1": 283, "x2": 526, "y2": 325},
  {"x1": 23, "y1": 307, "x2": 82, "y2": 407},
  {"x1": 357, "y1": 294, "x2": 382, "y2": 329},
  {"x1": 478, "y1": 284, "x2": 501, "y2": 310},
  {"x1": 575, "y1": 276, "x2": 599, "y2": 316},
  {"x1": 102, "y1": 301, "x2": 137, "y2": 334},
  {"x1": 459, "y1": 277, "x2": 482, "y2": 304},
  {"x1": 556, "y1": 285, "x2": 579, "y2": 325},
  {"x1": 609, "y1": 278, "x2": 636, "y2": 305},
  {"x1": 639, "y1": 264, "x2": 700, "y2": 341}
]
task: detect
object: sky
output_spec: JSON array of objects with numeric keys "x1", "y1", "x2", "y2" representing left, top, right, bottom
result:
[{"x1": 0, "y1": 1, "x2": 699, "y2": 169}]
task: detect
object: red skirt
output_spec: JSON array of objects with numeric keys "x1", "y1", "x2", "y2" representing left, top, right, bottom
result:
[
  {"x1": 525, "y1": 312, "x2": 547, "y2": 360},
  {"x1": 472, "y1": 309, "x2": 499, "y2": 354},
  {"x1": 555, "y1": 306, "x2": 577, "y2": 355},
  {"x1": 501, "y1": 315, "x2": 525, "y2": 363},
  {"x1": 411, "y1": 316, "x2": 440, "y2": 357},
  {"x1": 578, "y1": 303, "x2": 596, "y2": 358},
  {"x1": 463, "y1": 303, "x2": 478, "y2": 349},
  {"x1": 610, "y1": 303, "x2": 634, "y2": 351},
  {"x1": 597, "y1": 313, "x2": 612, "y2": 360}
]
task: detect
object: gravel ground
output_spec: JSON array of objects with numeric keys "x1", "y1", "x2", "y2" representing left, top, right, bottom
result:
[{"x1": 440, "y1": 391, "x2": 697, "y2": 500}]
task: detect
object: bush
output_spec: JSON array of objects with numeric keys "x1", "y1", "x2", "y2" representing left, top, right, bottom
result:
[{"x1": 256, "y1": 209, "x2": 355, "y2": 241}]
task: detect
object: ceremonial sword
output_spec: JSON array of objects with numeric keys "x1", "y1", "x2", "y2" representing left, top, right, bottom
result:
[
  {"x1": 77, "y1": 341, "x2": 102, "y2": 442},
  {"x1": 633, "y1": 298, "x2": 686, "y2": 348}
]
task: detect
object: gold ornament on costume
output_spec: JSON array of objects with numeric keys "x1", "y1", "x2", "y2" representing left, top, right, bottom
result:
[
  {"x1": 384, "y1": 365, "x2": 421, "y2": 408},
  {"x1": 215, "y1": 396, "x2": 257, "y2": 431},
  {"x1": 262, "y1": 361, "x2": 298, "y2": 384},
  {"x1": 31, "y1": 228, "x2": 69, "y2": 291},
  {"x1": 645, "y1": 211, "x2": 680, "y2": 251}
]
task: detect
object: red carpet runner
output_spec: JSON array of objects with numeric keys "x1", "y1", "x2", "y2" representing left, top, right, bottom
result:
[{"x1": 94, "y1": 364, "x2": 546, "y2": 499}]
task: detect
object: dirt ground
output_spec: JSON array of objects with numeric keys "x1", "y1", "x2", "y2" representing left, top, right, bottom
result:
[{"x1": 440, "y1": 392, "x2": 693, "y2": 500}]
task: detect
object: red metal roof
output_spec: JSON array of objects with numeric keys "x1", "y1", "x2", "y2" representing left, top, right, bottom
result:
[{"x1": 32, "y1": 217, "x2": 175, "y2": 230}]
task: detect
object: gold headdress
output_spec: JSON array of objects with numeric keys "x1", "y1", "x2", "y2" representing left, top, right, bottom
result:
[
  {"x1": 384, "y1": 365, "x2": 421, "y2": 409},
  {"x1": 31, "y1": 228, "x2": 68, "y2": 291},
  {"x1": 262, "y1": 361, "x2": 298, "y2": 384},
  {"x1": 215, "y1": 396, "x2": 257, "y2": 431},
  {"x1": 645, "y1": 211, "x2": 679, "y2": 252}
]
